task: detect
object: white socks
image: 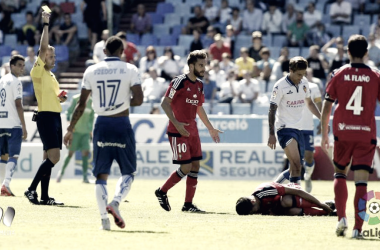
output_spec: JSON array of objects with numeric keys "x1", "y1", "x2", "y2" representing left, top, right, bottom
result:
[
  {"x1": 112, "y1": 175, "x2": 134, "y2": 204},
  {"x1": 0, "y1": 161, "x2": 6, "y2": 184},
  {"x1": 2, "y1": 160, "x2": 16, "y2": 187}
]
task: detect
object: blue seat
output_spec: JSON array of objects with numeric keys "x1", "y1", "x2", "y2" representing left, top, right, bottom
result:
[
  {"x1": 262, "y1": 35, "x2": 272, "y2": 47},
  {"x1": 272, "y1": 35, "x2": 287, "y2": 48},
  {"x1": 148, "y1": 13, "x2": 163, "y2": 24},
  {"x1": 77, "y1": 22, "x2": 88, "y2": 40},
  {"x1": 126, "y1": 33, "x2": 140, "y2": 45},
  {"x1": 159, "y1": 35, "x2": 177, "y2": 46},
  {"x1": 55, "y1": 45, "x2": 69, "y2": 62},
  {"x1": 140, "y1": 34, "x2": 158, "y2": 46},
  {"x1": 326, "y1": 25, "x2": 341, "y2": 36},
  {"x1": 14, "y1": 45, "x2": 28, "y2": 56},
  {"x1": 288, "y1": 47, "x2": 300, "y2": 58},
  {"x1": 171, "y1": 24, "x2": 184, "y2": 40},
  {"x1": 171, "y1": 46, "x2": 186, "y2": 57},
  {"x1": 131, "y1": 103, "x2": 152, "y2": 114},
  {"x1": 4, "y1": 34, "x2": 17, "y2": 48},
  {"x1": 211, "y1": 103, "x2": 230, "y2": 115},
  {"x1": 231, "y1": 103, "x2": 251, "y2": 115},
  {"x1": 354, "y1": 15, "x2": 371, "y2": 27},
  {"x1": 164, "y1": 13, "x2": 182, "y2": 26},
  {"x1": 178, "y1": 35, "x2": 193, "y2": 50},
  {"x1": 153, "y1": 24, "x2": 171, "y2": 36},
  {"x1": 342, "y1": 25, "x2": 360, "y2": 36},
  {"x1": 300, "y1": 47, "x2": 309, "y2": 58},
  {"x1": 156, "y1": 3, "x2": 174, "y2": 14},
  {"x1": 0, "y1": 45, "x2": 13, "y2": 58}
]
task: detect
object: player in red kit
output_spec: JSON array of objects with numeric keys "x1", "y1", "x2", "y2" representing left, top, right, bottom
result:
[
  {"x1": 321, "y1": 35, "x2": 380, "y2": 239},
  {"x1": 155, "y1": 50, "x2": 223, "y2": 213},
  {"x1": 235, "y1": 182, "x2": 334, "y2": 216}
]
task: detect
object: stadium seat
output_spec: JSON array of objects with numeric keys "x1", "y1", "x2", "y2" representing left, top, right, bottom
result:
[
  {"x1": 354, "y1": 15, "x2": 371, "y2": 27},
  {"x1": 126, "y1": 33, "x2": 140, "y2": 45},
  {"x1": 171, "y1": 24, "x2": 184, "y2": 39},
  {"x1": 131, "y1": 103, "x2": 152, "y2": 114},
  {"x1": 60, "y1": 2, "x2": 75, "y2": 14},
  {"x1": 14, "y1": 45, "x2": 28, "y2": 56},
  {"x1": 236, "y1": 35, "x2": 252, "y2": 47},
  {"x1": 159, "y1": 35, "x2": 177, "y2": 46},
  {"x1": 11, "y1": 13, "x2": 24, "y2": 29},
  {"x1": 211, "y1": 103, "x2": 230, "y2": 115},
  {"x1": 288, "y1": 47, "x2": 300, "y2": 58},
  {"x1": 231, "y1": 103, "x2": 251, "y2": 115},
  {"x1": 342, "y1": 25, "x2": 360, "y2": 36},
  {"x1": 272, "y1": 35, "x2": 287, "y2": 48},
  {"x1": 2, "y1": 56, "x2": 10, "y2": 65},
  {"x1": 178, "y1": 35, "x2": 193, "y2": 50},
  {"x1": 4, "y1": 34, "x2": 17, "y2": 48},
  {"x1": 156, "y1": 2, "x2": 174, "y2": 15},
  {"x1": 153, "y1": 24, "x2": 171, "y2": 36},
  {"x1": 148, "y1": 13, "x2": 163, "y2": 24},
  {"x1": 171, "y1": 46, "x2": 186, "y2": 57},
  {"x1": 262, "y1": 35, "x2": 272, "y2": 47},
  {"x1": 300, "y1": 47, "x2": 309, "y2": 58},
  {"x1": 0, "y1": 45, "x2": 13, "y2": 59},
  {"x1": 140, "y1": 34, "x2": 158, "y2": 46},
  {"x1": 164, "y1": 13, "x2": 182, "y2": 26},
  {"x1": 267, "y1": 46, "x2": 280, "y2": 58},
  {"x1": 361, "y1": 25, "x2": 370, "y2": 37},
  {"x1": 77, "y1": 22, "x2": 88, "y2": 40},
  {"x1": 154, "y1": 46, "x2": 164, "y2": 57},
  {"x1": 55, "y1": 45, "x2": 69, "y2": 62},
  {"x1": 326, "y1": 25, "x2": 341, "y2": 36}
]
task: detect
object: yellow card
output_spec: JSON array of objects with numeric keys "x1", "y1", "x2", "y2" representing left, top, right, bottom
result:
[{"x1": 41, "y1": 5, "x2": 51, "y2": 13}]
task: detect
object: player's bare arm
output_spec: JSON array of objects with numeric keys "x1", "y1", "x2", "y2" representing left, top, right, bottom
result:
[
  {"x1": 15, "y1": 99, "x2": 27, "y2": 140},
  {"x1": 197, "y1": 106, "x2": 223, "y2": 143},
  {"x1": 283, "y1": 186, "x2": 332, "y2": 212},
  {"x1": 64, "y1": 89, "x2": 91, "y2": 146},
  {"x1": 39, "y1": 11, "x2": 51, "y2": 61},
  {"x1": 161, "y1": 97, "x2": 190, "y2": 137},
  {"x1": 306, "y1": 97, "x2": 321, "y2": 120},
  {"x1": 267, "y1": 103, "x2": 277, "y2": 149},
  {"x1": 130, "y1": 85, "x2": 143, "y2": 107},
  {"x1": 321, "y1": 100, "x2": 334, "y2": 153}
]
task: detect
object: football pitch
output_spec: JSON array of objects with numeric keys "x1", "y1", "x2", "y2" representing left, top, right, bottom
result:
[{"x1": 0, "y1": 179, "x2": 379, "y2": 249}]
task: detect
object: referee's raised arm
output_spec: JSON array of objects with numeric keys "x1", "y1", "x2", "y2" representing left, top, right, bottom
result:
[{"x1": 39, "y1": 11, "x2": 51, "y2": 61}]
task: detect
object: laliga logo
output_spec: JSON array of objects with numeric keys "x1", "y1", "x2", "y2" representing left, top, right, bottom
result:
[
  {"x1": 0, "y1": 207, "x2": 16, "y2": 227},
  {"x1": 358, "y1": 190, "x2": 380, "y2": 225}
]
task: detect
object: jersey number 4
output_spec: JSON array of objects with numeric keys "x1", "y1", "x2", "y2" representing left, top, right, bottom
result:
[
  {"x1": 96, "y1": 80, "x2": 121, "y2": 108},
  {"x1": 346, "y1": 86, "x2": 363, "y2": 115}
]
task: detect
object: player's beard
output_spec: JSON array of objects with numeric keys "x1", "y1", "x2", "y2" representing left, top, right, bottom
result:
[{"x1": 194, "y1": 68, "x2": 205, "y2": 78}]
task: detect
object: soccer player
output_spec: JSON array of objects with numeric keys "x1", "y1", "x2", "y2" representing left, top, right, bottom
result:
[
  {"x1": 321, "y1": 34, "x2": 380, "y2": 239},
  {"x1": 268, "y1": 57, "x2": 321, "y2": 185},
  {"x1": 56, "y1": 94, "x2": 94, "y2": 183},
  {"x1": 235, "y1": 182, "x2": 334, "y2": 216},
  {"x1": 0, "y1": 55, "x2": 27, "y2": 196},
  {"x1": 63, "y1": 36, "x2": 143, "y2": 230},
  {"x1": 275, "y1": 78, "x2": 322, "y2": 193},
  {"x1": 154, "y1": 50, "x2": 223, "y2": 213},
  {"x1": 24, "y1": 11, "x2": 66, "y2": 206}
]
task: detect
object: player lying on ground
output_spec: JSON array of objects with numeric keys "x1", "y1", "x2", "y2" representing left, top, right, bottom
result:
[{"x1": 236, "y1": 182, "x2": 335, "y2": 216}]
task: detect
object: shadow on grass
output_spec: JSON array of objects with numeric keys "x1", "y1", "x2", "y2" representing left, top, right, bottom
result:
[
  {"x1": 109, "y1": 230, "x2": 168, "y2": 234},
  {"x1": 55, "y1": 205, "x2": 84, "y2": 208},
  {"x1": 202, "y1": 212, "x2": 233, "y2": 215}
]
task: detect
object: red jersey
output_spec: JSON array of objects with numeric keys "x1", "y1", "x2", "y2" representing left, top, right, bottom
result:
[
  {"x1": 209, "y1": 43, "x2": 231, "y2": 61},
  {"x1": 123, "y1": 42, "x2": 138, "y2": 63},
  {"x1": 325, "y1": 63, "x2": 380, "y2": 142},
  {"x1": 164, "y1": 74, "x2": 204, "y2": 136},
  {"x1": 252, "y1": 182, "x2": 285, "y2": 214}
]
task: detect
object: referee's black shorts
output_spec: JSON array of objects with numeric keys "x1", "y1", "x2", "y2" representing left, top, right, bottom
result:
[{"x1": 36, "y1": 112, "x2": 62, "y2": 151}]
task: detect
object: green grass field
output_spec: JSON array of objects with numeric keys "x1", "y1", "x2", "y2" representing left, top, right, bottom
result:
[{"x1": 0, "y1": 179, "x2": 379, "y2": 250}]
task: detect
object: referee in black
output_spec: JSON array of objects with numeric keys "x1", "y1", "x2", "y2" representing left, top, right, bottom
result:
[{"x1": 24, "y1": 10, "x2": 66, "y2": 205}]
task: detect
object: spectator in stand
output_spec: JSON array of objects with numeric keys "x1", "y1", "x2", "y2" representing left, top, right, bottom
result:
[
  {"x1": 249, "y1": 31, "x2": 265, "y2": 62},
  {"x1": 0, "y1": 9, "x2": 14, "y2": 34},
  {"x1": 183, "y1": 5, "x2": 209, "y2": 34},
  {"x1": 1, "y1": 50, "x2": 19, "y2": 77},
  {"x1": 287, "y1": 11, "x2": 309, "y2": 47},
  {"x1": 271, "y1": 46, "x2": 290, "y2": 81},
  {"x1": 227, "y1": 7, "x2": 242, "y2": 36},
  {"x1": 131, "y1": 4, "x2": 151, "y2": 35},
  {"x1": 209, "y1": 33, "x2": 231, "y2": 61},
  {"x1": 202, "y1": 25, "x2": 217, "y2": 48},
  {"x1": 261, "y1": 2, "x2": 282, "y2": 35},
  {"x1": 219, "y1": 70, "x2": 239, "y2": 103},
  {"x1": 24, "y1": 46, "x2": 36, "y2": 76},
  {"x1": 307, "y1": 22, "x2": 332, "y2": 48},
  {"x1": 209, "y1": 59, "x2": 226, "y2": 90},
  {"x1": 368, "y1": 34, "x2": 380, "y2": 68},
  {"x1": 190, "y1": 29, "x2": 203, "y2": 52},
  {"x1": 219, "y1": 0, "x2": 232, "y2": 25},
  {"x1": 142, "y1": 67, "x2": 167, "y2": 103},
  {"x1": 303, "y1": 2, "x2": 322, "y2": 30},
  {"x1": 116, "y1": 31, "x2": 140, "y2": 65},
  {"x1": 321, "y1": 36, "x2": 345, "y2": 63},
  {"x1": 282, "y1": 3, "x2": 296, "y2": 34},
  {"x1": 112, "y1": 0, "x2": 124, "y2": 33},
  {"x1": 306, "y1": 68, "x2": 323, "y2": 93},
  {"x1": 234, "y1": 70, "x2": 260, "y2": 105},
  {"x1": 158, "y1": 47, "x2": 182, "y2": 82},
  {"x1": 19, "y1": 11, "x2": 37, "y2": 46},
  {"x1": 235, "y1": 47, "x2": 255, "y2": 80},
  {"x1": 364, "y1": 54, "x2": 376, "y2": 67},
  {"x1": 81, "y1": 0, "x2": 107, "y2": 50},
  {"x1": 203, "y1": 0, "x2": 219, "y2": 24},
  {"x1": 345, "y1": 0, "x2": 364, "y2": 13},
  {"x1": 370, "y1": 15, "x2": 380, "y2": 36},
  {"x1": 0, "y1": 0, "x2": 19, "y2": 12},
  {"x1": 254, "y1": 47, "x2": 276, "y2": 82},
  {"x1": 328, "y1": 44, "x2": 349, "y2": 73},
  {"x1": 92, "y1": 29, "x2": 109, "y2": 65},
  {"x1": 224, "y1": 25, "x2": 235, "y2": 57},
  {"x1": 202, "y1": 70, "x2": 218, "y2": 103},
  {"x1": 307, "y1": 45, "x2": 328, "y2": 86},
  {"x1": 219, "y1": 52, "x2": 235, "y2": 73},
  {"x1": 139, "y1": 46, "x2": 159, "y2": 77},
  {"x1": 242, "y1": 0, "x2": 263, "y2": 35},
  {"x1": 329, "y1": 0, "x2": 352, "y2": 25},
  {"x1": 53, "y1": 13, "x2": 79, "y2": 62}
]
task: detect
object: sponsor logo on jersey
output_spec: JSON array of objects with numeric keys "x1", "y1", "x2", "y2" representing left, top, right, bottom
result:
[
  {"x1": 271, "y1": 90, "x2": 277, "y2": 98},
  {"x1": 344, "y1": 74, "x2": 370, "y2": 82},
  {"x1": 193, "y1": 94, "x2": 197, "y2": 98},
  {"x1": 187, "y1": 87, "x2": 191, "y2": 91},
  {"x1": 286, "y1": 100, "x2": 304, "y2": 107},
  {"x1": 169, "y1": 88, "x2": 176, "y2": 99},
  {"x1": 186, "y1": 98, "x2": 199, "y2": 105},
  {"x1": 303, "y1": 85, "x2": 307, "y2": 93},
  {"x1": 97, "y1": 141, "x2": 126, "y2": 148},
  {"x1": 338, "y1": 123, "x2": 371, "y2": 131},
  {"x1": 286, "y1": 90, "x2": 293, "y2": 94},
  {"x1": 198, "y1": 87, "x2": 201, "y2": 92}
]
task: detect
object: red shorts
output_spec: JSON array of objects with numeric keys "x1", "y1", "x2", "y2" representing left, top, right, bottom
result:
[
  {"x1": 333, "y1": 140, "x2": 375, "y2": 173},
  {"x1": 168, "y1": 134, "x2": 202, "y2": 164}
]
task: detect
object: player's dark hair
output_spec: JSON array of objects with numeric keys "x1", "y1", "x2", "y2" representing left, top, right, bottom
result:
[
  {"x1": 187, "y1": 50, "x2": 207, "y2": 66},
  {"x1": 115, "y1": 31, "x2": 127, "y2": 40},
  {"x1": 10, "y1": 55, "x2": 25, "y2": 66},
  {"x1": 348, "y1": 35, "x2": 368, "y2": 59},
  {"x1": 105, "y1": 36, "x2": 123, "y2": 56},
  {"x1": 289, "y1": 56, "x2": 308, "y2": 72},
  {"x1": 236, "y1": 197, "x2": 253, "y2": 215}
]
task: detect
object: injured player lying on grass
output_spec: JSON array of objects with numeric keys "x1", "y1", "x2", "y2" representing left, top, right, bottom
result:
[{"x1": 236, "y1": 182, "x2": 336, "y2": 216}]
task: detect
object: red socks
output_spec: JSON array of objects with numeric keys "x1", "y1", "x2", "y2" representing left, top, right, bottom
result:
[
  {"x1": 334, "y1": 173, "x2": 348, "y2": 220},
  {"x1": 303, "y1": 207, "x2": 329, "y2": 216},
  {"x1": 185, "y1": 172, "x2": 198, "y2": 203},
  {"x1": 354, "y1": 183, "x2": 367, "y2": 233},
  {"x1": 161, "y1": 168, "x2": 185, "y2": 193}
]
